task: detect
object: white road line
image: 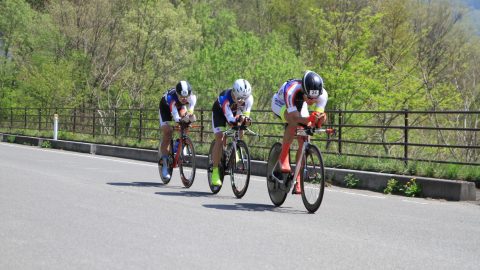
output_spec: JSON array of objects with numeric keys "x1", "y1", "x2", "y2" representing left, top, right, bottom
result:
[
  {"x1": 328, "y1": 188, "x2": 386, "y2": 199},
  {"x1": 402, "y1": 199, "x2": 429, "y2": 205}
]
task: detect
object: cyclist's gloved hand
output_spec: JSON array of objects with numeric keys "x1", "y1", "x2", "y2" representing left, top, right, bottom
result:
[
  {"x1": 229, "y1": 115, "x2": 242, "y2": 126},
  {"x1": 237, "y1": 114, "x2": 245, "y2": 124},
  {"x1": 316, "y1": 113, "x2": 327, "y2": 128},
  {"x1": 308, "y1": 112, "x2": 320, "y2": 123},
  {"x1": 188, "y1": 114, "x2": 197, "y2": 123},
  {"x1": 180, "y1": 115, "x2": 191, "y2": 124},
  {"x1": 244, "y1": 116, "x2": 252, "y2": 127}
]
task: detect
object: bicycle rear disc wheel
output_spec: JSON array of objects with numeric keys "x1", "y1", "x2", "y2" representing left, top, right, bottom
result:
[
  {"x1": 208, "y1": 140, "x2": 224, "y2": 194},
  {"x1": 179, "y1": 137, "x2": 196, "y2": 188},
  {"x1": 266, "y1": 142, "x2": 289, "y2": 206},
  {"x1": 230, "y1": 140, "x2": 251, "y2": 199},
  {"x1": 158, "y1": 140, "x2": 173, "y2": 184},
  {"x1": 301, "y1": 144, "x2": 325, "y2": 213}
]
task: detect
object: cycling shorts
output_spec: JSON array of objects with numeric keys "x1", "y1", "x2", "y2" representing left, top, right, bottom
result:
[
  {"x1": 159, "y1": 97, "x2": 173, "y2": 126},
  {"x1": 271, "y1": 93, "x2": 309, "y2": 122},
  {"x1": 211, "y1": 100, "x2": 233, "y2": 134}
]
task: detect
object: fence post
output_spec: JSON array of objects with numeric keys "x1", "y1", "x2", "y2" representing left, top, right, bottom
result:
[
  {"x1": 38, "y1": 109, "x2": 41, "y2": 131},
  {"x1": 92, "y1": 108, "x2": 96, "y2": 138},
  {"x1": 53, "y1": 113, "x2": 59, "y2": 140},
  {"x1": 73, "y1": 108, "x2": 77, "y2": 133},
  {"x1": 10, "y1": 108, "x2": 13, "y2": 129},
  {"x1": 338, "y1": 109, "x2": 343, "y2": 155},
  {"x1": 138, "y1": 108, "x2": 143, "y2": 142},
  {"x1": 114, "y1": 108, "x2": 117, "y2": 138},
  {"x1": 24, "y1": 107, "x2": 27, "y2": 129},
  {"x1": 404, "y1": 109, "x2": 409, "y2": 166},
  {"x1": 200, "y1": 109, "x2": 204, "y2": 143}
]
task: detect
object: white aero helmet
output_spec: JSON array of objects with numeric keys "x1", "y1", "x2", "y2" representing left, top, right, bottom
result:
[{"x1": 232, "y1": 79, "x2": 252, "y2": 99}]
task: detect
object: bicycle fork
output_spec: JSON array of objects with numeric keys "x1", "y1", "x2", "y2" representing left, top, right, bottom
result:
[
  {"x1": 172, "y1": 139, "x2": 183, "y2": 168},
  {"x1": 223, "y1": 141, "x2": 236, "y2": 175},
  {"x1": 291, "y1": 142, "x2": 308, "y2": 193}
]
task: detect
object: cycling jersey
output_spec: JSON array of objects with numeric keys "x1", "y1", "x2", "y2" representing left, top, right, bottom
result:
[
  {"x1": 212, "y1": 89, "x2": 254, "y2": 133},
  {"x1": 159, "y1": 89, "x2": 197, "y2": 126},
  {"x1": 271, "y1": 79, "x2": 328, "y2": 120}
]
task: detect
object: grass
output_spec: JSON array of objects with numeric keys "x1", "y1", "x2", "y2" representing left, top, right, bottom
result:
[
  {"x1": 2, "y1": 128, "x2": 479, "y2": 183},
  {"x1": 323, "y1": 153, "x2": 480, "y2": 182}
]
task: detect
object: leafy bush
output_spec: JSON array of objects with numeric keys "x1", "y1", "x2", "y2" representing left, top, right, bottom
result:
[
  {"x1": 41, "y1": 141, "x2": 52, "y2": 148},
  {"x1": 383, "y1": 178, "x2": 402, "y2": 194},
  {"x1": 6, "y1": 135, "x2": 15, "y2": 143},
  {"x1": 344, "y1": 174, "x2": 359, "y2": 188},
  {"x1": 403, "y1": 178, "x2": 422, "y2": 197}
]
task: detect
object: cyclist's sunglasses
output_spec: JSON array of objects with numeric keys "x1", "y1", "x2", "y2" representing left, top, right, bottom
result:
[{"x1": 234, "y1": 95, "x2": 245, "y2": 103}]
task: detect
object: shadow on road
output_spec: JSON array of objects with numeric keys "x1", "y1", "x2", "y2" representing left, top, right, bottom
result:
[
  {"x1": 203, "y1": 203, "x2": 305, "y2": 214},
  {"x1": 155, "y1": 191, "x2": 233, "y2": 200},
  {"x1": 107, "y1": 181, "x2": 165, "y2": 187}
]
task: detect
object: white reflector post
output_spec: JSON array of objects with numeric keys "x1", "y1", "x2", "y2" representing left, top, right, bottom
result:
[{"x1": 53, "y1": 113, "x2": 58, "y2": 140}]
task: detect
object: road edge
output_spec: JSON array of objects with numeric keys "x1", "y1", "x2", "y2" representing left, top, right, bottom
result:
[{"x1": 1, "y1": 133, "x2": 476, "y2": 201}]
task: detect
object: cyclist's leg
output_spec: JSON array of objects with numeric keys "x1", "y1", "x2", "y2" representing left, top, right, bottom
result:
[
  {"x1": 160, "y1": 125, "x2": 173, "y2": 155},
  {"x1": 211, "y1": 103, "x2": 226, "y2": 186},
  {"x1": 159, "y1": 100, "x2": 173, "y2": 156},
  {"x1": 159, "y1": 101, "x2": 174, "y2": 178},
  {"x1": 272, "y1": 94, "x2": 293, "y2": 172}
]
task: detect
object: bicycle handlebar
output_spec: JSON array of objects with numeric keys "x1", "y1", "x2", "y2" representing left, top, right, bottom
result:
[
  {"x1": 296, "y1": 127, "x2": 336, "y2": 136},
  {"x1": 224, "y1": 126, "x2": 260, "y2": 137},
  {"x1": 173, "y1": 122, "x2": 199, "y2": 131}
]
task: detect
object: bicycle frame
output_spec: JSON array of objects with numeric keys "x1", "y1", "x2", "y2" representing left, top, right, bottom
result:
[
  {"x1": 171, "y1": 123, "x2": 198, "y2": 168},
  {"x1": 291, "y1": 134, "x2": 309, "y2": 186},
  {"x1": 270, "y1": 127, "x2": 333, "y2": 187},
  {"x1": 222, "y1": 126, "x2": 258, "y2": 167}
]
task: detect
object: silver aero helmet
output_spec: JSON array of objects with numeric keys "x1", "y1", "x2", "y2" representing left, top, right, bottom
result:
[
  {"x1": 175, "y1": 80, "x2": 192, "y2": 97},
  {"x1": 232, "y1": 79, "x2": 252, "y2": 100},
  {"x1": 302, "y1": 70, "x2": 323, "y2": 99}
]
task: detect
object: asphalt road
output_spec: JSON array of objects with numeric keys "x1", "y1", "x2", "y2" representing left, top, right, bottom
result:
[{"x1": 1, "y1": 142, "x2": 479, "y2": 270}]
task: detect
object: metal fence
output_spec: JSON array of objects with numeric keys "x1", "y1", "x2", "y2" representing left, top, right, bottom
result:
[{"x1": 1, "y1": 107, "x2": 479, "y2": 166}]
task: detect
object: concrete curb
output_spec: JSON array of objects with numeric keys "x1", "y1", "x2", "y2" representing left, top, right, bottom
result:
[
  {"x1": 325, "y1": 168, "x2": 476, "y2": 201},
  {"x1": 1, "y1": 133, "x2": 476, "y2": 201}
]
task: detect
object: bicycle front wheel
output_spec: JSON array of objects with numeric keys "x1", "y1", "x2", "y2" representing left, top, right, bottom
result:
[
  {"x1": 179, "y1": 137, "x2": 196, "y2": 188},
  {"x1": 230, "y1": 140, "x2": 251, "y2": 198},
  {"x1": 266, "y1": 142, "x2": 289, "y2": 206},
  {"x1": 301, "y1": 144, "x2": 326, "y2": 213}
]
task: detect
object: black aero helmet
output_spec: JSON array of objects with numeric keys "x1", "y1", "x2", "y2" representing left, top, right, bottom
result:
[
  {"x1": 302, "y1": 70, "x2": 323, "y2": 98},
  {"x1": 175, "y1": 80, "x2": 192, "y2": 97}
]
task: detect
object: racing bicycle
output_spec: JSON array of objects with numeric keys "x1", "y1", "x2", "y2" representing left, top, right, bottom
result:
[
  {"x1": 207, "y1": 125, "x2": 258, "y2": 198},
  {"x1": 266, "y1": 126, "x2": 334, "y2": 213},
  {"x1": 158, "y1": 122, "x2": 197, "y2": 187}
]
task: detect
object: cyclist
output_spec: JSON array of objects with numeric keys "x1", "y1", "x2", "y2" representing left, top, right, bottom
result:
[
  {"x1": 159, "y1": 80, "x2": 197, "y2": 179},
  {"x1": 271, "y1": 70, "x2": 328, "y2": 194},
  {"x1": 211, "y1": 79, "x2": 254, "y2": 186}
]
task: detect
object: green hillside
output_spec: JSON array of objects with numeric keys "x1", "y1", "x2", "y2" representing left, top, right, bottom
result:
[{"x1": 0, "y1": 0, "x2": 479, "y2": 112}]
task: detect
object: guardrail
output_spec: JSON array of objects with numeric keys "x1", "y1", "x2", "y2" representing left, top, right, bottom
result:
[{"x1": 0, "y1": 107, "x2": 479, "y2": 166}]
